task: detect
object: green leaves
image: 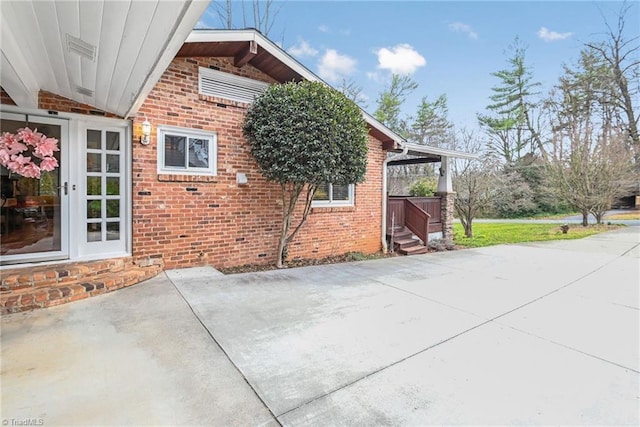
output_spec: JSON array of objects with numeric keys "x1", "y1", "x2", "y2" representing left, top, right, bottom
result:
[{"x1": 243, "y1": 80, "x2": 369, "y2": 186}]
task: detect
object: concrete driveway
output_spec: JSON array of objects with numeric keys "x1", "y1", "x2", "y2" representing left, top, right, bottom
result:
[{"x1": 2, "y1": 227, "x2": 639, "y2": 426}]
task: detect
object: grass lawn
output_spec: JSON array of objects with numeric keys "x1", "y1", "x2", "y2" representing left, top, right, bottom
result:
[{"x1": 453, "y1": 222, "x2": 622, "y2": 248}]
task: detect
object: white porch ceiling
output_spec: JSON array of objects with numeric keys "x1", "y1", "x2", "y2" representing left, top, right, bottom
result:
[{"x1": 0, "y1": 0, "x2": 209, "y2": 118}]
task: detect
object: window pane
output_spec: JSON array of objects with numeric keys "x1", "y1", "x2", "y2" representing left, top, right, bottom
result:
[
  {"x1": 106, "y1": 177, "x2": 119, "y2": 195},
  {"x1": 87, "y1": 177, "x2": 101, "y2": 195},
  {"x1": 87, "y1": 223, "x2": 101, "y2": 242},
  {"x1": 87, "y1": 153, "x2": 101, "y2": 172},
  {"x1": 87, "y1": 130, "x2": 101, "y2": 149},
  {"x1": 332, "y1": 184, "x2": 350, "y2": 201},
  {"x1": 106, "y1": 154, "x2": 119, "y2": 173},
  {"x1": 106, "y1": 200, "x2": 119, "y2": 218},
  {"x1": 164, "y1": 135, "x2": 186, "y2": 168},
  {"x1": 313, "y1": 183, "x2": 330, "y2": 200},
  {"x1": 188, "y1": 138, "x2": 209, "y2": 168},
  {"x1": 106, "y1": 131, "x2": 120, "y2": 150},
  {"x1": 87, "y1": 200, "x2": 101, "y2": 219},
  {"x1": 106, "y1": 222, "x2": 120, "y2": 241}
]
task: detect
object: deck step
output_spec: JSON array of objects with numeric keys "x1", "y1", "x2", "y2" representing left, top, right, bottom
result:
[
  {"x1": 388, "y1": 226, "x2": 428, "y2": 256},
  {"x1": 399, "y1": 244, "x2": 429, "y2": 255},
  {"x1": 393, "y1": 237, "x2": 419, "y2": 247},
  {"x1": 1, "y1": 258, "x2": 162, "y2": 315}
]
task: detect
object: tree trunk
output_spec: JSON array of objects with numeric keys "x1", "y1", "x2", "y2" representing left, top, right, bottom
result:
[
  {"x1": 464, "y1": 218, "x2": 473, "y2": 238},
  {"x1": 276, "y1": 210, "x2": 291, "y2": 268},
  {"x1": 593, "y1": 210, "x2": 605, "y2": 225},
  {"x1": 276, "y1": 183, "x2": 315, "y2": 268},
  {"x1": 581, "y1": 210, "x2": 589, "y2": 227}
]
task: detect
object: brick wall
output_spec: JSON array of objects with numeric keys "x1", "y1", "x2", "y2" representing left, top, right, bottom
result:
[
  {"x1": 38, "y1": 90, "x2": 121, "y2": 118},
  {"x1": 132, "y1": 57, "x2": 386, "y2": 269},
  {"x1": 1, "y1": 59, "x2": 387, "y2": 270},
  {"x1": 0, "y1": 87, "x2": 16, "y2": 106}
]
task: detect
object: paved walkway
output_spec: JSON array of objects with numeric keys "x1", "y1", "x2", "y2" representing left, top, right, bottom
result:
[
  {"x1": 475, "y1": 209, "x2": 640, "y2": 226},
  {"x1": 2, "y1": 227, "x2": 639, "y2": 425}
]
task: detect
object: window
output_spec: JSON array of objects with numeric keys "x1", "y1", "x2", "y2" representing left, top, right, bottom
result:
[
  {"x1": 158, "y1": 126, "x2": 217, "y2": 175},
  {"x1": 312, "y1": 183, "x2": 355, "y2": 207}
]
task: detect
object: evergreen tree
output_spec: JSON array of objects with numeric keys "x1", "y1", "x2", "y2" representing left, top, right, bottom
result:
[{"x1": 478, "y1": 38, "x2": 542, "y2": 163}]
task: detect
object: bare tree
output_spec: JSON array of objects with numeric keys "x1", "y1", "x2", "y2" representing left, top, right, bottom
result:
[
  {"x1": 547, "y1": 126, "x2": 635, "y2": 225},
  {"x1": 585, "y1": 1, "x2": 640, "y2": 152},
  {"x1": 451, "y1": 129, "x2": 495, "y2": 238},
  {"x1": 208, "y1": 0, "x2": 282, "y2": 36},
  {"x1": 545, "y1": 49, "x2": 637, "y2": 225},
  {"x1": 337, "y1": 78, "x2": 368, "y2": 109}
]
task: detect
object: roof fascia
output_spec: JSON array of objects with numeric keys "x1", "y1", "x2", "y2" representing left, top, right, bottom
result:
[{"x1": 402, "y1": 142, "x2": 479, "y2": 160}]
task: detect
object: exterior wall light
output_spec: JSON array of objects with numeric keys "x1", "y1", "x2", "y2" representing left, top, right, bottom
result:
[
  {"x1": 140, "y1": 120, "x2": 151, "y2": 145},
  {"x1": 236, "y1": 172, "x2": 248, "y2": 185}
]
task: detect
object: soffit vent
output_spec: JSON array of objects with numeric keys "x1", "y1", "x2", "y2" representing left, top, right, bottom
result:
[
  {"x1": 66, "y1": 34, "x2": 96, "y2": 62},
  {"x1": 75, "y1": 85, "x2": 94, "y2": 97},
  {"x1": 198, "y1": 67, "x2": 269, "y2": 104}
]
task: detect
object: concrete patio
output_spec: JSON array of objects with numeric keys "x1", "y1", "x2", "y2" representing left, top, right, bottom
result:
[{"x1": 1, "y1": 227, "x2": 638, "y2": 426}]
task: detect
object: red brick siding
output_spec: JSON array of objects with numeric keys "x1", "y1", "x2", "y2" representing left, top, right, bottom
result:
[
  {"x1": 0, "y1": 88, "x2": 120, "y2": 117},
  {"x1": 133, "y1": 57, "x2": 385, "y2": 269},
  {"x1": 0, "y1": 87, "x2": 16, "y2": 105},
  {"x1": 1, "y1": 58, "x2": 386, "y2": 270},
  {"x1": 38, "y1": 90, "x2": 121, "y2": 118}
]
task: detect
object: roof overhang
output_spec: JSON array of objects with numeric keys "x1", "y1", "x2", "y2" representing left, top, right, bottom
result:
[
  {"x1": 181, "y1": 29, "x2": 407, "y2": 149},
  {"x1": 388, "y1": 142, "x2": 479, "y2": 165},
  {"x1": 0, "y1": 0, "x2": 210, "y2": 118}
]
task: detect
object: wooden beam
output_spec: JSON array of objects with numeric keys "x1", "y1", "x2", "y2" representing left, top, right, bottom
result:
[
  {"x1": 387, "y1": 156, "x2": 441, "y2": 166},
  {"x1": 234, "y1": 40, "x2": 257, "y2": 67},
  {"x1": 382, "y1": 140, "x2": 397, "y2": 151}
]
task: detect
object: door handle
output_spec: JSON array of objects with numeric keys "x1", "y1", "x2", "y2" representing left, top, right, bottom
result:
[{"x1": 58, "y1": 182, "x2": 68, "y2": 195}]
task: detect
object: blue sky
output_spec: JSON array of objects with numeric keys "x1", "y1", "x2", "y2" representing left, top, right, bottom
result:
[{"x1": 198, "y1": 1, "x2": 639, "y2": 131}]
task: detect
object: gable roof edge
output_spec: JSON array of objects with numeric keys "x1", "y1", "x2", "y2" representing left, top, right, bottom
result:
[{"x1": 185, "y1": 29, "x2": 406, "y2": 147}]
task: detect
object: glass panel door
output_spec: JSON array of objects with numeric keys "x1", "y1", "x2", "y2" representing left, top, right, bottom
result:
[
  {"x1": 1, "y1": 113, "x2": 68, "y2": 263},
  {"x1": 80, "y1": 126, "x2": 126, "y2": 255}
]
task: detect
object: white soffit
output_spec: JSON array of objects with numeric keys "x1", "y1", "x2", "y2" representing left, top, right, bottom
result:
[{"x1": 0, "y1": 0, "x2": 209, "y2": 118}]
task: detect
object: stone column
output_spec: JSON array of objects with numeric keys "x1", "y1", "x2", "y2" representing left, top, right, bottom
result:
[
  {"x1": 437, "y1": 191, "x2": 456, "y2": 242},
  {"x1": 436, "y1": 156, "x2": 455, "y2": 242}
]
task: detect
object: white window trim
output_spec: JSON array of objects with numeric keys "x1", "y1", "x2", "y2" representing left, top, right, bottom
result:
[
  {"x1": 157, "y1": 125, "x2": 217, "y2": 176},
  {"x1": 312, "y1": 183, "x2": 355, "y2": 207}
]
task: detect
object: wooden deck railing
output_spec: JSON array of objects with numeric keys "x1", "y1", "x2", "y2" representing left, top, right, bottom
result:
[
  {"x1": 404, "y1": 199, "x2": 430, "y2": 246},
  {"x1": 387, "y1": 196, "x2": 442, "y2": 233}
]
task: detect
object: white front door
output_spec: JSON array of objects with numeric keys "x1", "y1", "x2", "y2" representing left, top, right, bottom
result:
[
  {"x1": 1, "y1": 112, "x2": 69, "y2": 264},
  {"x1": 76, "y1": 123, "x2": 128, "y2": 258}
]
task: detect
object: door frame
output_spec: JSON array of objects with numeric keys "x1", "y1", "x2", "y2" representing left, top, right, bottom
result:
[
  {"x1": 0, "y1": 105, "x2": 132, "y2": 265},
  {"x1": 74, "y1": 122, "x2": 131, "y2": 259},
  {"x1": 0, "y1": 111, "x2": 69, "y2": 264}
]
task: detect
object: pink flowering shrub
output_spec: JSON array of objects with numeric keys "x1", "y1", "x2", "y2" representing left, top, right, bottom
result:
[{"x1": 0, "y1": 127, "x2": 59, "y2": 179}]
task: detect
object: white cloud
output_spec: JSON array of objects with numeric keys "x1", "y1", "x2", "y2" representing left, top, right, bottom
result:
[
  {"x1": 318, "y1": 24, "x2": 330, "y2": 33},
  {"x1": 537, "y1": 27, "x2": 573, "y2": 42},
  {"x1": 317, "y1": 49, "x2": 357, "y2": 82},
  {"x1": 288, "y1": 39, "x2": 319, "y2": 58},
  {"x1": 448, "y1": 22, "x2": 478, "y2": 39},
  {"x1": 375, "y1": 44, "x2": 426, "y2": 75}
]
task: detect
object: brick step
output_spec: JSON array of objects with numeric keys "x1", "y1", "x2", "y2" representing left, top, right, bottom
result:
[
  {"x1": 1, "y1": 263, "x2": 162, "y2": 315},
  {"x1": 0, "y1": 257, "x2": 131, "y2": 292}
]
